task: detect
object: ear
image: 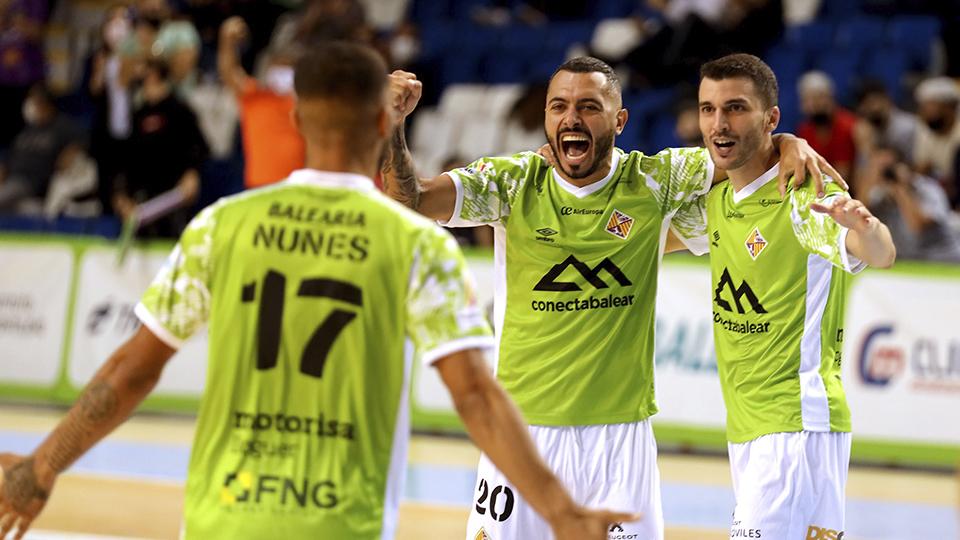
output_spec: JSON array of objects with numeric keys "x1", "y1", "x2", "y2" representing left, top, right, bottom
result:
[
  {"x1": 767, "y1": 105, "x2": 780, "y2": 133},
  {"x1": 376, "y1": 105, "x2": 393, "y2": 138},
  {"x1": 615, "y1": 108, "x2": 628, "y2": 136}
]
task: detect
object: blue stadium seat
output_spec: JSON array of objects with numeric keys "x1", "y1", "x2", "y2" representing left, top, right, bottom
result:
[
  {"x1": 622, "y1": 88, "x2": 677, "y2": 122},
  {"x1": 888, "y1": 15, "x2": 941, "y2": 71},
  {"x1": 499, "y1": 23, "x2": 547, "y2": 56},
  {"x1": 419, "y1": 25, "x2": 454, "y2": 60},
  {"x1": 648, "y1": 112, "x2": 682, "y2": 153},
  {"x1": 818, "y1": 0, "x2": 862, "y2": 20},
  {"x1": 410, "y1": 0, "x2": 452, "y2": 22},
  {"x1": 442, "y1": 52, "x2": 484, "y2": 85},
  {"x1": 784, "y1": 22, "x2": 836, "y2": 55},
  {"x1": 814, "y1": 50, "x2": 863, "y2": 105},
  {"x1": 451, "y1": 0, "x2": 493, "y2": 21},
  {"x1": 863, "y1": 48, "x2": 909, "y2": 104},
  {"x1": 545, "y1": 21, "x2": 595, "y2": 50},
  {"x1": 527, "y1": 46, "x2": 567, "y2": 82},
  {"x1": 591, "y1": 0, "x2": 639, "y2": 20},
  {"x1": 835, "y1": 16, "x2": 887, "y2": 52},
  {"x1": 482, "y1": 52, "x2": 527, "y2": 84},
  {"x1": 764, "y1": 43, "x2": 808, "y2": 87},
  {"x1": 617, "y1": 111, "x2": 644, "y2": 153}
]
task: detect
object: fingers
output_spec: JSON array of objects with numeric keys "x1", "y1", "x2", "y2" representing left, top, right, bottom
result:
[
  {"x1": 0, "y1": 509, "x2": 16, "y2": 540},
  {"x1": 603, "y1": 510, "x2": 643, "y2": 523},
  {"x1": 821, "y1": 159, "x2": 847, "y2": 190},
  {"x1": 537, "y1": 143, "x2": 558, "y2": 168},
  {"x1": 12, "y1": 516, "x2": 31, "y2": 540}
]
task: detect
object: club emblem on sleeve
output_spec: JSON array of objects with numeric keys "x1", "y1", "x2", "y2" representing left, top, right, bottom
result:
[
  {"x1": 745, "y1": 227, "x2": 768, "y2": 259},
  {"x1": 605, "y1": 209, "x2": 634, "y2": 240},
  {"x1": 474, "y1": 527, "x2": 492, "y2": 540}
]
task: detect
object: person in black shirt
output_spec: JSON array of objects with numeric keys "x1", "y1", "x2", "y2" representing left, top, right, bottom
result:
[{"x1": 115, "y1": 58, "x2": 208, "y2": 238}]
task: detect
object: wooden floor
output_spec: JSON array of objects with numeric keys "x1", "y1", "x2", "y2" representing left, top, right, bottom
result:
[{"x1": 2, "y1": 405, "x2": 957, "y2": 540}]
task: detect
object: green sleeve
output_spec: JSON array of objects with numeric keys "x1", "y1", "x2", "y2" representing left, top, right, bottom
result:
[
  {"x1": 406, "y1": 226, "x2": 494, "y2": 364},
  {"x1": 639, "y1": 147, "x2": 714, "y2": 218},
  {"x1": 444, "y1": 152, "x2": 540, "y2": 226},
  {"x1": 136, "y1": 204, "x2": 218, "y2": 348},
  {"x1": 790, "y1": 179, "x2": 865, "y2": 273}
]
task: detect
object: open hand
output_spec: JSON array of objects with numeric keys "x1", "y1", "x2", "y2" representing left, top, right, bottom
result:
[
  {"x1": 537, "y1": 143, "x2": 558, "y2": 169},
  {"x1": 810, "y1": 196, "x2": 878, "y2": 233},
  {"x1": 778, "y1": 136, "x2": 847, "y2": 198}
]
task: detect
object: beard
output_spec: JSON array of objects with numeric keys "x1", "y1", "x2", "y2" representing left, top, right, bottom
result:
[{"x1": 545, "y1": 127, "x2": 616, "y2": 180}]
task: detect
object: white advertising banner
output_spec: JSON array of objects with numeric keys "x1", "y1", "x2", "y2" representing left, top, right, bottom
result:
[
  {"x1": 652, "y1": 262, "x2": 726, "y2": 429},
  {"x1": 843, "y1": 273, "x2": 960, "y2": 445},
  {"x1": 0, "y1": 244, "x2": 72, "y2": 385},
  {"x1": 68, "y1": 247, "x2": 209, "y2": 395}
]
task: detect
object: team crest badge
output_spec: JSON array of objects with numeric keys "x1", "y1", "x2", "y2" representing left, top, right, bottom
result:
[
  {"x1": 474, "y1": 527, "x2": 492, "y2": 540},
  {"x1": 745, "y1": 227, "x2": 768, "y2": 259},
  {"x1": 605, "y1": 209, "x2": 634, "y2": 240}
]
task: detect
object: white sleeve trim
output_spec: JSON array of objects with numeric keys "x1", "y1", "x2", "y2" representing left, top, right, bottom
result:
[
  {"x1": 135, "y1": 303, "x2": 185, "y2": 350},
  {"x1": 421, "y1": 336, "x2": 497, "y2": 367},
  {"x1": 838, "y1": 227, "x2": 867, "y2": 274},
  {"x1": 702, "y1": 152, "x2": 717, "y2": 194},
  {"x1": 671, "y1": 223, "x2": 710, "y2": 255},
  {"x1": 436, "y1": 172, "x2": 474, "y2": 228}
]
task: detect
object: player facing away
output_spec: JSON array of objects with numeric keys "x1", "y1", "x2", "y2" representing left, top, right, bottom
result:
[
  {"x1": 676, "y1": 54, "x2": 896, "y2": 540},
  {"x1": 0, "y1": 43, "x2": 636, "y2": 540},
  {"x1": 382, "y1": 57, "x2": 843, "y2": 540}
]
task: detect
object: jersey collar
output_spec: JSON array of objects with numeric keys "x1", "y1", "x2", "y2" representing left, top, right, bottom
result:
[
  {"x1": 286, "y1": 169, "x2": 376, "y2": 192},
  {"x1": 551, "y1": 149, "x2": 622, "y2": 199},
  {"x1": 731, "y1": 163, "x2": 780, "y2": 204}
]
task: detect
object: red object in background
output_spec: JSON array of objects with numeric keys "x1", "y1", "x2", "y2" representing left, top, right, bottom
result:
[{"x1": 797, "y1": 108, "x2": 857, "y2": 172}]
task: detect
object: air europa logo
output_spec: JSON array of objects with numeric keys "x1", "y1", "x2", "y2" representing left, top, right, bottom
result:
[{"x1": 534, "y1": 255, "x2": 632, "y2": 291}]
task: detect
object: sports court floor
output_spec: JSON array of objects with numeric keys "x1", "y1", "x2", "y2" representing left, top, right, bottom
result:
[{"x1": 0, "y1": 405, "x2": 956, "y2": 539}]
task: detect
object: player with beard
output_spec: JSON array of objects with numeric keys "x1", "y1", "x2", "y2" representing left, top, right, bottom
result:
[
  {"x1": 382, "y1": 57, "x2": 842, "y2": 540},
  {"x1": 674, "y1": 53, "x2": 895, "y2": 540}
]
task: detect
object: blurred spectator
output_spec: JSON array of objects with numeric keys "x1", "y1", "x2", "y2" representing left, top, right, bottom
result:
[
  {"x1": 89, "y1": 4, "x2": 135, "y2": 215},
  {"x1": 218, "y1": 16, "x2": 303, "y2": 189},
  {"x1": 913, "y1": 77, "x2": 960, "y2": 205},
  {"x1": 797, "y1": 71, "x2": 856, "y2": 182},
  {"x1": 119, "y1": 0, "x2": 201, "y2": 95},
  {"x1": 116, "y1": 59, "x2": 208, "y2": 238},
  {"x1": 0, "y1": 84, "x2": 86, "y2": 213},
  {"x1": 853, "y1": 80, "x2": 919, "y2": 167},
  {"x1": 674, "y1": 99, "x2": 703, "y2": 147},
  {"x1": 294, "y1": 0, "x2": 369, "y2": 46},
  {"x1": 858, "y1": 145, "x2": 960, "y2": 262},
  {"x1": 386, "y1": 21, "x2": 420, "y2": 70},
  {"x1": 499, "y1": 83, "x2": 547, "y2": 155},
  {"x1": 621, "y1": 0, "x2": 783, "y2": 88},
  {"x1": 0, "y1": 0, "x2": 48, "y2": 151}
]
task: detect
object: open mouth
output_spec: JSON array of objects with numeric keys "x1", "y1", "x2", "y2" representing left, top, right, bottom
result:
[
  {"x1": 560, "y1": 132, "x2": 592, "y2": 166},
  {"x1": 712, "y1": 137, "x2": 736, "y2": 158}
]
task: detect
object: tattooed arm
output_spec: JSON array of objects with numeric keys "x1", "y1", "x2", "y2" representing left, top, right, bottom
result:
[
  {"x1": 0, "y1": 327, "x2": 175, "y2": 539},
  {"x1": 382, "y1": 71, "x2": 458, "y2": 221}
]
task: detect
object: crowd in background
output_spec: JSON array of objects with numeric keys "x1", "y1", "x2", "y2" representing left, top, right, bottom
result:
[{"x1": 0, "y1": 0, "x2": 958, "y2": 261}]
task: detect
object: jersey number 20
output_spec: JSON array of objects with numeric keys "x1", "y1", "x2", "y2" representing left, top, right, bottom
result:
[{"x1": 242, "y1": 269, "x2": 362, "y2": 378}]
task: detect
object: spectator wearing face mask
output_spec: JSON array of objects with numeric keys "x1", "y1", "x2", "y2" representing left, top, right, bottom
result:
[
  {"x1": 218, "y1": 16, "x2": 304, "y2": 189},
  {"x1": 0, "y1": 84, "x2": 86, "y2": 213},
  {"x1": 119, "y1": 0, "x2": 200, "y2": 95},
  {"x1": 797, "y1": 71, "x2": 856, "y2": 182},
  {"x1": 115, "y1": 58, "x2": 208, "y2": 238},
  {"x1": 89, "y1": 4, "x2": 135, "y2": 215},
  {"x1": 913, "y1": 77, "x2": 960, "y2": 205},
  {"x1": 853, "y1": 80, "x2": 919, "y2": 166}
]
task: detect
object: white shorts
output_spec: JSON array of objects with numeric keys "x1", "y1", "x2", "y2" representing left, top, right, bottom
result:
[
  {"x1": 728, "y1": 431, "x2": 852, "y2": 540},
  {"x1": 466, "y1": 420, "x2": 662, "y2": 540}
]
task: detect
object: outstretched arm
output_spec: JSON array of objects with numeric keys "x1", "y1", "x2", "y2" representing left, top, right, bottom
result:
[
  {"x1": 811, "y1": 196, "x2": 896, "y2": 268},
  {"x1": 218, "y1": 17, "x2": 252, "y2": 95},
  {"x1": 436, "y1": 349, "x2": 638, "y2": 539},
  {"x1": 381, "y1": 71, "x2": 458, "y2": 221},
  {"x1": 0, "y1": 327, "x2": 175, "y2": 539}
]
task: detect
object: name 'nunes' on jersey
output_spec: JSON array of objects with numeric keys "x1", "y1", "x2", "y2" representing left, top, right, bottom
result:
[
  {"x1": 698, "y1": 164, "x2": 863, "y2": 443},
  {"x1": 445, "y1": 147, "x2": 714, "y2": 425}
]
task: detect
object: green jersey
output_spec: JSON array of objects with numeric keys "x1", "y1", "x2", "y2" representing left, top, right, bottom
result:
[
  {"x1": 445, "y1": 147, "x2": 713, "y2": 425},
  {"x1": 136, "y1": 170, "x2": 492, "y2": 539},
  {"x1": 682, "y1": 164, "x2": 861, "y2": 443}
]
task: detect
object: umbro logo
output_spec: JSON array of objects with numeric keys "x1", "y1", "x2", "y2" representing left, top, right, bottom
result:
[
  {"x1": 533, "y1": 255, "x2": 632, "y2": 292},
  {"x1": 536, "y1": 227, "x2": 558, "y2": 236}
]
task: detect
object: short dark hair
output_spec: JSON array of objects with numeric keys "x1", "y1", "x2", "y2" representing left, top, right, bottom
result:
[
  {"x1": 294, "y1": 41, "x2": 387, "y2": 106},
  {"x1": 551, "y1": 56, "x2": 621, "y2": 97},
  {"x1": 855, "y1": 79, "x2": 890, "y2": 106},
  {"x1": 700, "y1": 54, "x2": 778, "y2": 109}
]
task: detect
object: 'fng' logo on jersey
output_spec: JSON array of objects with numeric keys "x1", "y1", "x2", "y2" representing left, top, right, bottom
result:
[
  {"x1": 606, "y1": 209, "x2": 634, "y2": 239},
  {"x1": 744, "y1": 227, "x2": 768, "y2": 259}
]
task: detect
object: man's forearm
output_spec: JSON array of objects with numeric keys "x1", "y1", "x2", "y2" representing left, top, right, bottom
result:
[
  {"x1": 454, "y1": 375, "x2": 573, "y2": 523},
  {"x1": 849, "y1": 221, "x2": 896, "y2": 269},
  {"x1": 32, "y1": 346, "x2": 163, "y2": 480},
  {"x1": 380, "y1": 124, "x2": 421, "y2": 210}
]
